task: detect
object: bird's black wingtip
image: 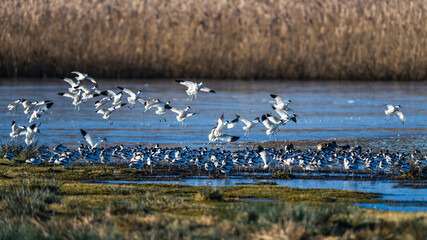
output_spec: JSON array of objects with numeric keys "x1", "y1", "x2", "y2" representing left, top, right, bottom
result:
[
  {"x1": 210, "y1": 90, "x2": 216, "y2": 93},
  {"x1": 164, "y1": 104, "x2": 172, "y2": 110},
  {"x1": 270, "y1": 94, "x2": 277, "y2": 98},
  {"x1": 261, "y1": 115, "x2": 267, "y2": 121},
  {"x1": 117, "y1": 86, "x2": 124, "y2": 90},
  {"x1": 231, "y1": 136, "x2": 240, "y2": 142},
  {"x1": 175, "y1": 79, "x2": 184, "y2": 83},
  {"x1": 80, "y1": 129, "x2": 87, "y2": 136}
]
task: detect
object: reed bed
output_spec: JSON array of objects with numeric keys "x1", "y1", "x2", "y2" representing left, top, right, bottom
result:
[
  {"x1": 1, "y1": 0, "x2": 427, "y2": 80},
  {"x1": 0, "y1": 180, "x2": 426, "y2": 239}
]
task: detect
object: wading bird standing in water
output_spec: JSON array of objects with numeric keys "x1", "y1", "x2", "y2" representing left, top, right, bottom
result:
[{"x1": 175, "y1": 79, "x2": 216, "y2": 100}]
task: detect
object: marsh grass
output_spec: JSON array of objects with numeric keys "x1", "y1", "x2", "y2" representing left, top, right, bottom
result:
[
  {"x1": 1, "y1": 0, "x2": 427, "y2": 80},
  {"x1": 0, "y1": 179, "x2": 61, "y2": 219},
  {"x1": 194, "y1": 187, "x2": 224, "y2": 202},
  {"x1": 0, "y1": 178, "x2": 425, "y2": 239},
  {"x1": 0, "y1": 141, "x2": 40, "y2": 162}
]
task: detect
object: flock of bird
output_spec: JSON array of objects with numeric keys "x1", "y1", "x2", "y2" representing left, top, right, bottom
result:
[
  {"x1": 3, "y1": 71, "x2": 416, "y2": 175},
  {"x1": 5, "y1": 71, "x2": 304, "y2": 146},
  {"x1": 2, "y1": 139, "x2": 425, "y2": 176}
]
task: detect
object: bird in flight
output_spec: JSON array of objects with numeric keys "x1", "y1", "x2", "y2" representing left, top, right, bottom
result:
[
  {"x1": 175, "y1": 79, "x2": 215, "y2": 100},
  {"x1": 165, "y1": 105, "x2": 198, "y2": 125},
  {"x1": 384, "y1": 105, "x2": 405, "y2": 124},
  {"x1": 80, "y1": 129, "x2": 107, "y2": 149},
  {"x1": 270, "y1": 94, "x2": 292, "y2": 110}
]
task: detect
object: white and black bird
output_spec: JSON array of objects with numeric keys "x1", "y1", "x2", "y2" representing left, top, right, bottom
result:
[
  {"x1": 26, "y1": 157, "x2": 41, "y2": 166},
  {"x1": 150, "y1": 100, "x2": 171, "y2": 121},
  {"x1": 213, "y1": 114, "x2": 240, "y2": 137},
  {"x1": 239, "y1": 116, "x2": 260, "y2": 138},
  {"x1": 29, "y1": 102, "x2": 54, "y2": 123},
  {"x1": 257, "y1": 145, "x2": 277, "y2": 169},
  {"x1": 261, "y1": 114, "x2": 285, "y2": 136},
  {"x1": 72, "y1": 71, "x2": 97, "y2": 85},
  {"x1": 80, "y1": 129, "x2": 107, "y2": 149},
  {"x1": 272, "y1": 106, "x2": 295, "y2": 121},
  {"x1": 106, "y1": 89, "x2": 123, "y2": 106},
  {"x1": 4, "y1": 152, "x2": 15, "y2": 161},
  {"x1": 25, "y1": 123, "x2": 40, "y2": 145},
  {"x1": 58, "y1": 90, "x2": 83, "y2": 111},
  {"x1": 209, "y1": 128, "x2": 239, "y2": 143},
  {"x1": 144, "y1": 99, "x2": 161, "y2": 112},
  {"x1": 165, "y1": 105, "x2": 198, "y2": 125},
  {"x1": 175, "y1": 79, "x2": 215, "y2": 100},
  {"x1": 7, "y1": 99, "x2": 22, "y2": 111},
  {"x1": 74, "y1": 85, "x2": 104, "y2": 102},
  {"x1": 270, "y1": 94, "x2": 292, "y2": 110},
  {"x1": 96, "y1": 103, "x2": 127, "y2": 124},
  {"x1": 63, "y1": 77, "x2": 80, "y2": 93},
  {"x1": 9, "y1": 121, "x2": 27, "y2": 138},
  {"x1": 21, "y1": 99, "x2": 52, "y2": 115},
  {"x1": 266, "y1": 113, "x2": 282, "y2": 125},
  {"x1": 217, "y1": 134, "x2": 240, "y2": 143},
  {"x1": 117, "y1": 87, "x2": 144, "y2": 108},
  {"x1": 384, "y1": 105, "x2": 405, "y2": 124},
  {"x1": 94, "y1": 96, "x2": 113, "y2": 109}
]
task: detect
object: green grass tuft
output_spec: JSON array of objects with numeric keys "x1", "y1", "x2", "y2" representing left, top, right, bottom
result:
[{"x1": 194, "y1": 188, "x2": 224, "y2": 202}]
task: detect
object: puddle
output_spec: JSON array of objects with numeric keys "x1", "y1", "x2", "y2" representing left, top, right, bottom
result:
[
  {"x1": 354, "y1": 203, "x2": 427, "y2": 212},
  {"x1": 240, "y1": 198, "x2": 276, "y2": 202},
  {"x1": 96, "y1": 178, "x2": 427, "y2": 212}
]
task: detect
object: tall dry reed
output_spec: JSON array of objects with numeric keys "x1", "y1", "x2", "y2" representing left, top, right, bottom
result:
[{"x1": 1, "y1": 0, "x2": 426, "y2": 80}]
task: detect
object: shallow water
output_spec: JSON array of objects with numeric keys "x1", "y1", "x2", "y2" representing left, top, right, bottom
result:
[
  {"x1": 354, "y1": 203, "x2": 427, "y2": 212},
  {"x1": 99, "y1": 178, "x2": 427, "y2": 212},
  {"x1": 0, "y1": 79, "x2": 426, "y2": 151}
]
